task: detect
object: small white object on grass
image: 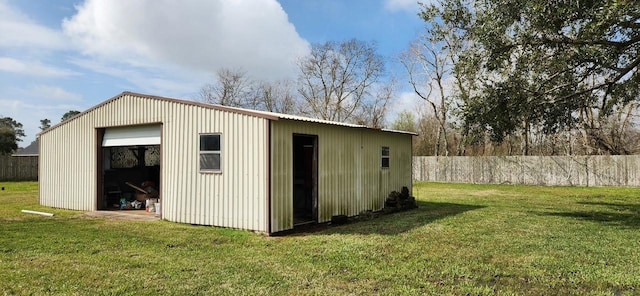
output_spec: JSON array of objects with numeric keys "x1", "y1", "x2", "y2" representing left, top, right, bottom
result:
[{"x1": 21, "y1": 210, "x2": 54, "y2": 217}]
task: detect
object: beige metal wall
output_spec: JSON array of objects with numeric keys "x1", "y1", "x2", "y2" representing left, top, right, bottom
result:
[
  {"x1": 40, "y1": 93, "x2": 269, "y2": 232},
  {"x1": 270, "y1": 120, "x2": 413, "y2": 232}
]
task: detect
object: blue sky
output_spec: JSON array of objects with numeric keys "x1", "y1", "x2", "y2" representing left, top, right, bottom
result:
[{"x1": 0, "y1": 0, "x2": 427, "y2": 145}]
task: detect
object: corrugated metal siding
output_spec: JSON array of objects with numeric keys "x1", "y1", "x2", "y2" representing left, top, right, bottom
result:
[
  {"x1": 270, "y1": 120, "x2": 413, "y2": 233},
  {"x1": 40, "y1": 112, "x2": 96, "y2": 211},
  {"x1": 40, "y1": 94, "x2": 269, "y2": 232}
]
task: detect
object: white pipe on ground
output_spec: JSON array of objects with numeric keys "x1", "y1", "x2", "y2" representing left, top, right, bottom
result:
[{"x1": 21, "y1": 210, "x2": 54, "y2": 217}]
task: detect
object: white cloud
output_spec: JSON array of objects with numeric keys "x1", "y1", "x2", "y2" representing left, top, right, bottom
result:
[
  {"x1": 28, "y1": 85, "x2": 82, "y2": 102},
  {"x1": 62, "y1": 0, "x2": 310, "y2": 82},
  {"x1": 0, "y1": 0, "x2": 314, "y2": 144},
  {"x1": 387, "y1": 91, "x2": 423, "y2": 120},
  {"x1": 0, "y1": 57, "x2": 79, "y2": 77},
  {"x1": 0, "y1": 98, "x2": 79, "y2": 112},
  {"x1": 69, "y1": 58, "x2": 201, "y2": 97},
  {"x1": 0, "y1": 97, "x2": 84, "y2": 145},
  {"x1": 0, "y1": 0, "x2": 69, "y2": 49},
  {"x1": 384, "y1": 0, "x2": 421, "y2": 13}
]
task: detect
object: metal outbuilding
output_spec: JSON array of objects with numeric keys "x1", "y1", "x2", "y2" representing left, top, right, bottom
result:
[{"x1": 39, "y1": 92, "x2": 414, "y2": 234}]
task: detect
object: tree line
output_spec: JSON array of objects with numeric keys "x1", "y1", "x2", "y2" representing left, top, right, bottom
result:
[
  {"x1": 3, "y1": 1, "x2": 637, "y2": 157},
  {"x1": 200, "y1": 1, "x2": 639, "y2": 157},
  {"x1": 0, "y1": 111, "x2": 79, "y2": 155},
  {"x1": 198, "y1": 39, "x2": 393, "y2": 129}
]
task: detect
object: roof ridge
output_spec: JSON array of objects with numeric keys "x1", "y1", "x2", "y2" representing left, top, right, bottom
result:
[{"x1": 39, "y1": 91, "x2": 417, "y2": 136}]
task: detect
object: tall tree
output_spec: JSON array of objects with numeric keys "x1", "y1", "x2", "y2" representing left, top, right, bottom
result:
[
  {"x1": 253, "y1": 80, "x2": 299, "y2": 114},
  {"x1": 200, "y1": 70, "x2": 301, "y2": 113},
  {"x1": 61, "y1": 110, "x2": 81, "y2": 122},
  {"x1": 421, "y1": 0, "x2": 640, "y2": 154},
  {"x1": 0, "y1": 117, "x2": 25, "y2": 155},
  {"x1": 199, "y1": 68, "x2": 255, "y2": 108},
  {"x1": 401, "y1": 35, "x2": 455, "y2": 155},
  {"x1": 0, "y1": 127, "x2": 18, "y2": 155},
  {"x1": 39, "y1": 119, "x2": 51, "y2": 131},
  {"x1": 352, "y1": 81, "x2": 395, "y2": 128},
  {"x1": 404, "y1": 1, "x2": 479, "y2": 155},
  {"x1": 296, "y1": 39, "x2": 391, "y2": 126}
]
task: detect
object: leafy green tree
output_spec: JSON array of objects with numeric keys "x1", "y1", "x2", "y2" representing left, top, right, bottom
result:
[
  {"x1": 0, "y1": 117, "x2": 25, "y2": 140},
  {"x1": 39, "y1": 119, "x2": 51, "y2": 131},
  {"x1": 61, "y1": 110, "x2": 81, "y2": 122},
  {"x1": 0, "y1": 127, "x2": 18, "y2": 155},
  {"x1": 421, "y1": 0, "x2": 640, "y2": 154},
  {"x1": 391, "y1": 111, "x2": 417, "y2": 133},
  {"x1": 0, "y1": 117, "x2": 25, "y2": 155}
]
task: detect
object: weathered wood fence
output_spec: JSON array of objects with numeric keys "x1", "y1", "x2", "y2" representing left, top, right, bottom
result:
[
  {"x1": 413, "y1": 156, "x2": 640, "y2": 187},
  {"x1": 0, "y1": 156, "x2": 38, "y2": 181}
]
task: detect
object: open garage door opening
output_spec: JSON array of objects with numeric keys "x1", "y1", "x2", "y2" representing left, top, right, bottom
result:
[
  {"x1": 292, "y1": 134, "x2": 318, "y2": 226},
  {"x1": 97, "y1": 125, "x2": 161, "y2": 213}
]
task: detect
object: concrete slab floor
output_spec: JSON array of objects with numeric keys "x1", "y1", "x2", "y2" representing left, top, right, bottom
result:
[{"x1": 84, "y1": 210, "x2": 160, "y2": 221}]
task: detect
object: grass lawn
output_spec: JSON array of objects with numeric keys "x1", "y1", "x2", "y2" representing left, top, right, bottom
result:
[{"x1": 1, "y1": 182, "x2": 639, "y2": 295}]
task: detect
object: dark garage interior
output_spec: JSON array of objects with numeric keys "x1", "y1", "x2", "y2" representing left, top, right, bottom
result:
[{"x1": 99, "y1": 145, "x2": 160, "y2": 210}]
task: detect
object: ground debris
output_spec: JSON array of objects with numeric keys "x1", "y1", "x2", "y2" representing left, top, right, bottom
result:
[{"x1": 383, "y1": 186, "x2": 417, "y2": 213}]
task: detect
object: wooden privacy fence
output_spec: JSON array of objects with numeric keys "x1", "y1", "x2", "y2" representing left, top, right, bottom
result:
[
  {"x1": 0, "y1": 156, "x2": 38, "y2": 181},
  {"x1": 413, "y1": 155, "x2": 640, "y2": 187}
]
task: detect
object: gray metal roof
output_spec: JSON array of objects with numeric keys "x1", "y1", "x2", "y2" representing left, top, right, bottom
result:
[
  {"x1": 13, "y1": 138, "x2": 39, "y2": 156},
  {"x1": 219, "y1": 105, "x2": 418, "y2": 135}
]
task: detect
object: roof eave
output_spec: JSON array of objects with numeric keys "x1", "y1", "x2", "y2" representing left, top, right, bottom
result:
[{"x1": 38, "y1": 91, "x2": 417, "y2": 136}]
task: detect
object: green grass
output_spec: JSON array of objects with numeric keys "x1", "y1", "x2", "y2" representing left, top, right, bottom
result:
[{"x1": 1, "y1": 181, "x2": 640, "y2": 295}]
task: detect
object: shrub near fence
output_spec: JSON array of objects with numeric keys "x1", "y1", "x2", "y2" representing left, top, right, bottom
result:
[
  {"x1": 0, "y1": 156, "x2": 38, "y2": 181},
  {"x1": 413, "y1": 155, "x2": 640, "y2": 187}
]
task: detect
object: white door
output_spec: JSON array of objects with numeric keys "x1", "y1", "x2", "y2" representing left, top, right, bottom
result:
[{"x1": 102, "y1": 125, "x2": 161, "y2": 147}]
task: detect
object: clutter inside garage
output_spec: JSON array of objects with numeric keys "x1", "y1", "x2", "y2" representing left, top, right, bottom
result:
[{"x1": 100, "y1": 145, "x2": 160, "y2": 213}]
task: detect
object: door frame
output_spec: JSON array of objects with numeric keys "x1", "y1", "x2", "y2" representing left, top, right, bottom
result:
[
  {"x1": 96, "y1": 124, "x2": 163, "y2": 216},
  {"x1": 292, "y1": 134, "x2": 318, "y2": 225}
]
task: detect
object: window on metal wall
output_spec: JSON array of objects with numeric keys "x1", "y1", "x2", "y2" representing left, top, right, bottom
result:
[
  {"x1": 381, "y1": 146, "x2": 390, "y2": 168},
  {"x1": 200, "y1": 134, "x2": 221, "y2": 172}
]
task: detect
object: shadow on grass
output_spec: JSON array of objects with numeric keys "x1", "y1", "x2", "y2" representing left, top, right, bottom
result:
[
  {"x1": 540, "y1": 201, "x2": 640, "y2": 228},
  {"x1": 577, "y1": 201, "x2": 640, "y2": 214},
  {"x1": 292, "y1": 201, "x2": 484, "y2": 236}
]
